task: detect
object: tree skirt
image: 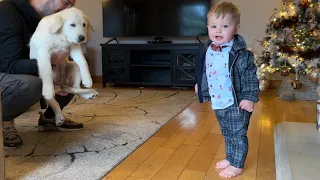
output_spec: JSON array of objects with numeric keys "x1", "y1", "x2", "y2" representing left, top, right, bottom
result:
[
  {"x1": 277, "y1": 74, "x2": 318, "y2": 101},
  {"x1": 5, "y1": 88, "x2": 196, "y2": 180}
]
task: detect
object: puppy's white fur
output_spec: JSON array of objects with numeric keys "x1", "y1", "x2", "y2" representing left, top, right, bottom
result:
[{"x1": 29, "y1": 7, "x2": 98, "y2": 126}]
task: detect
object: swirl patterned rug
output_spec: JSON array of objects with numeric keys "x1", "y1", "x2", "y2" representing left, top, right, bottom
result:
[{"x1": 5, "y1": 88, "x2": 196, "y2": 180}]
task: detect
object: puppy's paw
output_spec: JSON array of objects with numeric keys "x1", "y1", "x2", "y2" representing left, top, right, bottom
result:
[
  {"x1": 82, "y1": 76, "x2": 93, "y2": 88},
  {"x1": 80, "y1": 90, "x2": 99, "y2": 100},
  {"x1": 55, "y1": 114, "x2": 65, "y2": 126},
  {"x1": 90, "y1": 89, "x2": 99, "y2": 99},
  {"x1": 43, "y1": 86, "x2": 55, "y2": 100}
]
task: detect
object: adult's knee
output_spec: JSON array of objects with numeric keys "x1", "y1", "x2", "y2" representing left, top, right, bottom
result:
[
  {"x1": 17, "y1": 75, "x2": 42, "y2": 102},
  {"x1": 26, "y1": 76, "x2": 42, "y2": 100},
  {"x1": 1, "y1": 74, "x2": 43, "y2": 121}
]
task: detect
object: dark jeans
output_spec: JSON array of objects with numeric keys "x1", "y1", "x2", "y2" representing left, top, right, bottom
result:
[{"x1": 0, "y1": 73, "x2": 74, "y2": 121}]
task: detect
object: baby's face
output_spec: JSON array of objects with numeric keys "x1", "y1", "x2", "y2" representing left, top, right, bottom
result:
[{"x1": 207, "y1": 13, "x2": 240, "y2": 45}]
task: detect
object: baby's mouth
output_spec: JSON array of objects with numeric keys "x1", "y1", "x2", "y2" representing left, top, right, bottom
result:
[{"x1": 215, "y1": 36, "x2": 223, "y2": 40}]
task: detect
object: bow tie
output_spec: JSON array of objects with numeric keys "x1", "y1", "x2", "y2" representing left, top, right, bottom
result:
[{"x1": 211, "y1": 44, "x2": 228, "y2": 52}]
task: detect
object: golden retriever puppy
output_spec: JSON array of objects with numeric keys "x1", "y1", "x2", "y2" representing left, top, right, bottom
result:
[{"x1": 29, "y1": 7, "x2": 98, "y2": 126}]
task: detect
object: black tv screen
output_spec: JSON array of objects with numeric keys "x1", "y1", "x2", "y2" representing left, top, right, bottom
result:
[{"x1": 102, "y1": 0, "x2": 210, "y2": 37}]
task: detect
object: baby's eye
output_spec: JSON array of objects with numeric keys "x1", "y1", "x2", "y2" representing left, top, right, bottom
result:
[
  {"x1": 211, "y1": 25, "x2": 216, "y2": 28},
  {"x1": 222, "y1": 25, "x2": 229, "y2": 28}
]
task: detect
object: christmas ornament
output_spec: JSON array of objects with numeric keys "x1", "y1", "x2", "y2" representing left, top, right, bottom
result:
[
  {"x1": 281, "y1": 66, "x2": 290, "y2": 76},
  {"x1": 299, "y1": 0, "x2": 310, "y2": 8},
  {"x1": 308, "y1": 68, "x2": 320, "y2": 83},
  {"x1": 291, "y1": 71, "x2": 303, "y2": 89},
  {"x1": 291, "y1": 79, "x2": 302, "y2": 89},
  {"x1": 259, "y1": 79, "x2": 270, "y2": 91}
]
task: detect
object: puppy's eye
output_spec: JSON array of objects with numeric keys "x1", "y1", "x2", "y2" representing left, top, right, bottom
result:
[
  {"x1": 83, "y1": 23, "x2": 86, "y2": 27},
  {"x1": 70, "y1": 23, "x2": 76, "y2": 27}
]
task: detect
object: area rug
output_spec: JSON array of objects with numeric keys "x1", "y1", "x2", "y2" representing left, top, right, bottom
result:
[{"x1": 5, "y1": 88, "x2": 196, "y2": 180}]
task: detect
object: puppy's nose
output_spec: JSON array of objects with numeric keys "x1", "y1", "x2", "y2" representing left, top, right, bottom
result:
[{"x1": 78, "y1": 35, "x2": 85, "y2": 42}]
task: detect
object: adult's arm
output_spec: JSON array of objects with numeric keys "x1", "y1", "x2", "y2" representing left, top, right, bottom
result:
[{"x1": 0, "y1": 4, "x2": 38, "y2": 75}]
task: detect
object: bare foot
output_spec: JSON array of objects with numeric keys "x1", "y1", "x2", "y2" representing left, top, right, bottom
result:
[
  {"x1": 216, "y1": 159, "x2": 230, "y2": 169},
  {"x1": 219, "y1": 165, "x2": 243, "y2": 179}
]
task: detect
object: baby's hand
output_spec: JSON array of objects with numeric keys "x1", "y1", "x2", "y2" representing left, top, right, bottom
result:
[
  {"x1": 194, "y1": 84, "x2": 198, "y2": 93},
  {"x1": 239, "y1": 100, "x2": 254, "y2": 112}
]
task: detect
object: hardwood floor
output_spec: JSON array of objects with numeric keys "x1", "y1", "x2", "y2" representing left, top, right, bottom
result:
[{"x1": 102, "y1": 89, "x2": 316, "y2": 180}]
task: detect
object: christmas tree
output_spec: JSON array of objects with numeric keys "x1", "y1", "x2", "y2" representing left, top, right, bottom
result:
[{"x1": 256, "y1": 0, "x2": 320, "y2": 84}]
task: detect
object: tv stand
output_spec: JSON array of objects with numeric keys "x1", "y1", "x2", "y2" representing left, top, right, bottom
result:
[
  {"x1": 196, "y1": 37, "x2": 202, "y2": 43},
  {"x1": 105, "y1": 37, "x2": 119, "y2": 44},
  {"x1": 100, "y1": 43, "x2": 205, "y2": 87},
  {"x1": 147, "y1": 36, "x2": 172, "y2": 44}
]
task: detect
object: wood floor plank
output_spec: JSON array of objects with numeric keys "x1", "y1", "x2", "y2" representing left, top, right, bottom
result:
[
  {"x1": 213, "y1": 138, "x2": 226, "y2": 160},
  {"x1": 177, "y1": 170, "x2": 206, "y2": 180},
  {"x1": 130, "y1": 147, "x2": 175, "y2": 179},
  {"x1": 153, "y1": 116, "x2": 189, "y2": 138},
  {"x1": 204, "y1": 158, "x2": 226, "y2": 180},
  {"x1": 126, "y1": 177, "x2": 151, "y2": 180},
  {"x1": 103, "y1": 137, "x2": 167, "y2": 180},
  {"x1": 209, "y1": 121, "x2": 222, "y2": 134},
  {"x1": 183, "y1": 114, "x2": 215, "y2": 146},
  {"x1": 183, "y1": 111, "x2": 208, "y2": 125},
  {"x1": 256, "y1": 97, "x2": 277, "y2": 180},
  {"x1": 151, "y1": 145, "x2": 198, "y2": 180},
  {"x1": 154, "y1": 107, "x2": 198, "y2": 138},
  {"x1": 185, "y1": 134, "x2": 223, "y2": 172},
  {"x1": 161, "y1": 124, "x2": 198, "y2": 149}
]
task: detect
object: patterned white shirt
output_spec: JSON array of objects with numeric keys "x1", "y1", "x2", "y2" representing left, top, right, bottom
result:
[{"x1": 205, "y1": 40, "x2": 234, "y2": 110}]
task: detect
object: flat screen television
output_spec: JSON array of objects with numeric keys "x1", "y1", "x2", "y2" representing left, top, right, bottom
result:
[{"x1": 102, "y1": 0, "x2": 211, "y2": 37}]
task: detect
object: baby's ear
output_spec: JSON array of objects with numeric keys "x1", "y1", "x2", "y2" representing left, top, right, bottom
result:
[
  {"x1": 235, "y1": 24, "x2": 241, "y2": 34},
  {"x1": 48, "y1": 15, "x2": 64, "y2": 34}
]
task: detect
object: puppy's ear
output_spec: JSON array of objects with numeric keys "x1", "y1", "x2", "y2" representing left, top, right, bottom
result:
[
  {"x1": 89, "y1": 22, "x2": 94, "y2": 31},
  {"x1": 48, "y1": 15, "x2": 64, "y2": 34},
  {"x1": 84, "y1": 15, "x2": 94, "y2": 31}
]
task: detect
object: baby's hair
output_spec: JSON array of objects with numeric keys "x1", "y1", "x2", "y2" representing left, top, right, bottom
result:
[{"x1": 207, "y1": 1, "x2": 241, "y2": 24}]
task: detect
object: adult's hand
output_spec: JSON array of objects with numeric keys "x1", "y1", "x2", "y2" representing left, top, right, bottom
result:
[
  {"x1": 51, "y1": 48, "x2": 70, "y2": 65},
  {"x1": 51, "y1": 48, "x2": 70, "y2": 96}
]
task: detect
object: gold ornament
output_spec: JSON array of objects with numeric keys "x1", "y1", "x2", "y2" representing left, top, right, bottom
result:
[
  {"x1": 291, "y1": 79, "x2": 302, "y2": 89},
  {"x1": 308, "y1": 68, "x2": 320, "y2": 83},
  {"x1": 281, "y1": 66, "x2": 290, "y2": 76},
  {"x1": 259, "y1": 79, "x2": 270, "y2": 91},
  {"x1": 291, "y1": 71, "x2": 302, "y2": 89}
]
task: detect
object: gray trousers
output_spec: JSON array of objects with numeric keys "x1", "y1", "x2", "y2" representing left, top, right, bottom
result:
[
  {"x1": 215, "y1": 104, "x2": 252, "y2": 168},
  {"x1": 0, "y1": 73, "x2": 42, "y2": 121},
  {"x1": 0, "y1": 73, "x2": 74, "y2": 121}
]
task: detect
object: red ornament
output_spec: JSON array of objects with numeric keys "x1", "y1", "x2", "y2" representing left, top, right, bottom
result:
[
  {"x1": 281, "y1": 67, "x2": 290, "y2": 76},
  {"x1": 299, "y1": 0, "x2": 310, "y2": 8}
]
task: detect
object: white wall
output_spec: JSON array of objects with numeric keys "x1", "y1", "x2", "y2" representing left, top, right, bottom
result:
[{"x1": 76, "y1": 0, "x2": 282, "y2": 76}]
